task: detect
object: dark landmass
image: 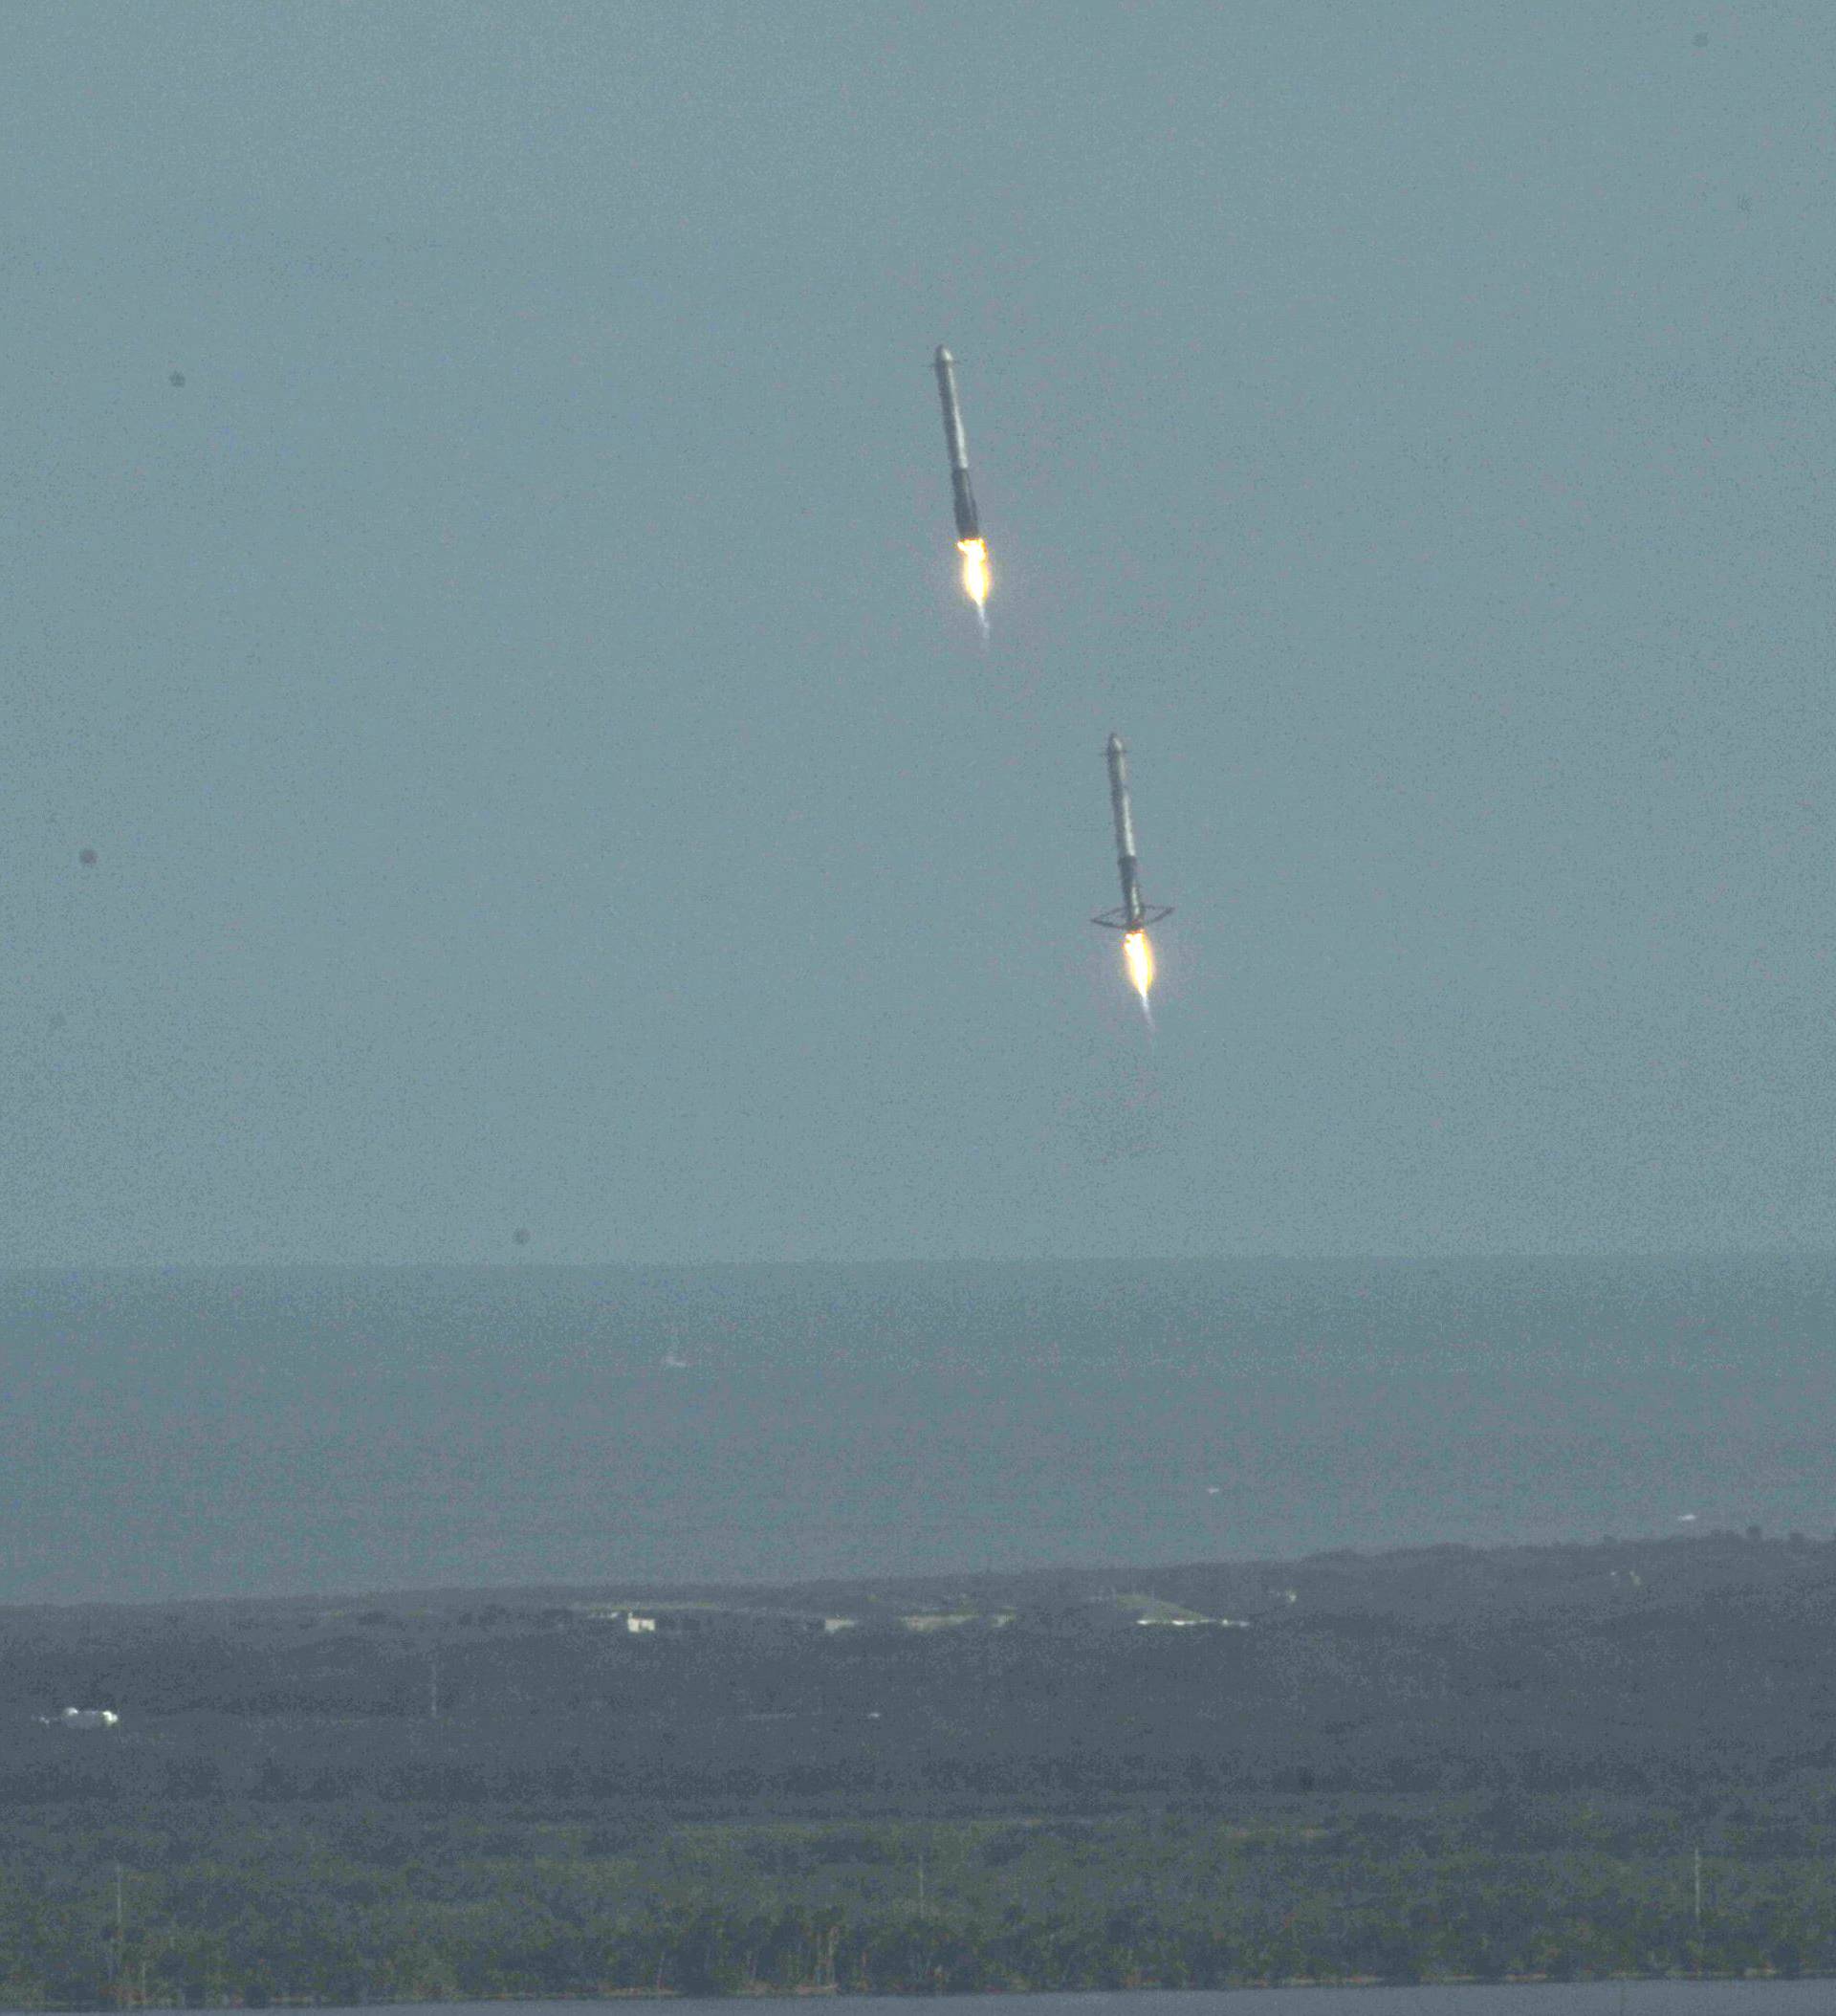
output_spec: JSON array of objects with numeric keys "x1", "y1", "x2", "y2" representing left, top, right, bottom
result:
[
  {"x1": 8, "y1": 1527, "x2": 1832, "y2": 1813},
  {"x1": 3, "y1": 1530, "x2": 1834, "y2": 2002}
]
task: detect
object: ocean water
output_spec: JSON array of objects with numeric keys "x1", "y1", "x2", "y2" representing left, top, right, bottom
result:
[{"x1": 2, "y1": 1258, "x2": 1831, "y2": 1606}]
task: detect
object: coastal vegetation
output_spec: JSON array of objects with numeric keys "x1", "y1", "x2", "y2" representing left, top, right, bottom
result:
[
  {"x1": 5, "y1": 1802, "x2": 1836, "y2": 2004},
  {"x1": 1, "y1": 1531, "x2": 1832, "y2": 2004}
]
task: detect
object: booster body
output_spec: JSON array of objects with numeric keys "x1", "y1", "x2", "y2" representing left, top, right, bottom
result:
[
  {"x1": 1094, "y1": 734, "x2": 1171, "y2": 932},
  {"x1": 932, "y1": 345, "x2": 982, "y2": 543}
]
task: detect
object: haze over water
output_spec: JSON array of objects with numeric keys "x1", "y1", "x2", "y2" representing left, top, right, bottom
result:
[{"x1": 6, "y1": 1258, "x2": 1828, "y2": 1608}]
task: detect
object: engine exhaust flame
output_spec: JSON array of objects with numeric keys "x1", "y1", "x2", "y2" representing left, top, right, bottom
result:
[
  {"x1": 957, "y1": 537, "x2": 990, "y2": 622},
  {"x1": 1123, "y1": 929, "x2": 1156, "y2": 1022}
]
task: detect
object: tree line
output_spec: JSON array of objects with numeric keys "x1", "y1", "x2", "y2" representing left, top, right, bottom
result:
[{"x1": 2, "y1": 1800, "x2": 1835, "y2": 2005}]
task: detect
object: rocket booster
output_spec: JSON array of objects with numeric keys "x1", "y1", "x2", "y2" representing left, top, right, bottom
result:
[
  {"x1": 1093, "y1": 734, "x2": 1172, "y2": 931},
  {"x1": 932, "y1": 345, "x2": 982, "y2": 543}
]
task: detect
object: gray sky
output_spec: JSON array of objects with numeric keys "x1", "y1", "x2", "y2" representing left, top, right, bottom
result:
[{"x1": 2, "y1": 1, "x2": 1830, "y2": 1262}]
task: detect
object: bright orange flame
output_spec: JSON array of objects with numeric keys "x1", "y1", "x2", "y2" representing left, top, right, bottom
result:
[
  {"x1": 956, "y1": 537, "x2": 990, "y2": 610},
  {"x1": 1123, "y1": 929, "x2": 1155, "y2": 1002}
]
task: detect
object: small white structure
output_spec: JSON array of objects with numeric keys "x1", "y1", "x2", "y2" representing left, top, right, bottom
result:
[{"x1": 59, "y1": 1707, "x2": 119, "y2": 1729}]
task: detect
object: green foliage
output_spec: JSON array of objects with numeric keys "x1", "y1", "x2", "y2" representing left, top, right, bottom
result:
[{"x1": 1, "y1": 1801, "x2": 1835, "y2": 2003}]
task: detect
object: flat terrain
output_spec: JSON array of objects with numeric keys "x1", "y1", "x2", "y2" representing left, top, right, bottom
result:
[
  {"x1": 3, "y1": 1532, "x2": 1834, "y2": 2003},
  {"x1": 6, "y1": 1529, "x2": 1832, "y2": 1813}
]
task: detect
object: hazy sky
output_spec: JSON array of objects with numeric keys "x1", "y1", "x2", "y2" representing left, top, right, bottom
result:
[{"x1": 3, "y1": 2, "x2": 1830, "y2": 1263}]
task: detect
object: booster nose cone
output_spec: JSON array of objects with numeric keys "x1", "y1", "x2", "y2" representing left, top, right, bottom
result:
[
  {"x1": 1107, "y1": 733, "x2": 1125, "y2": 757},
  {"x1": 934, "y1": 344, "x2": 953, "y2": 366}
]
